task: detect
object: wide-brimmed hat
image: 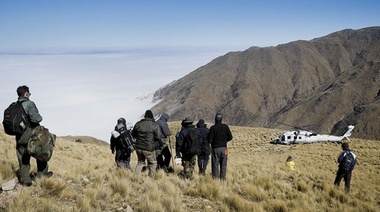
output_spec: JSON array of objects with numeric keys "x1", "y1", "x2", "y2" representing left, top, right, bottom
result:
[{"x1": 182, "y1": 117, "x2": 193, "y2": 124}]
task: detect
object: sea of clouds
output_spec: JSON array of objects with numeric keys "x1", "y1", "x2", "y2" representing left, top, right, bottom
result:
[{"x1": 0, "y1": 47, "x2": 233, "y2": 141}]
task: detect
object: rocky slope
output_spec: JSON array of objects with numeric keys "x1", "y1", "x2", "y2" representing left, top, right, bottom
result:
[{"x1": 151, "y1": 27, "x2": 380, "y2": 139}]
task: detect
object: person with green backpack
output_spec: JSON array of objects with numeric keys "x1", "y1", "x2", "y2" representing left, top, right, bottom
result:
[{"x1": 13, "y1": 86, "x2": 53, "y2": 186}]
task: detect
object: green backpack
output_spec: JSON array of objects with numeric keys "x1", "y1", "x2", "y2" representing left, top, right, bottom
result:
[{"x1": 27, "y1": 126, "x2": 56, "y2": 161}]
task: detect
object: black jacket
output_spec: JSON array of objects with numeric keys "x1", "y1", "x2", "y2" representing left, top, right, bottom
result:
[
  {"x1": 176, "y1": 124, "x2": 196, "y2": 154},
  {"x1": 196, "y1": 122, "x2": 210, "y2": 154},
  {"x1": 208, "y1": 122, "x2": 233, "y2": 149}
]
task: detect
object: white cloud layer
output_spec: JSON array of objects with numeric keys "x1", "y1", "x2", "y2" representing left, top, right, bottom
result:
[{"x1": 0, "y1": 47, "x2": 231, "y2": 141}]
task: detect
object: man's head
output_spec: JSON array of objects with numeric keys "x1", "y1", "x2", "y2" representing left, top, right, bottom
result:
[
  {"x1": 341, "y1": 142, "x2": 349, "y2": 150},
  {"x1": 196, "y1": 119, "x2": 206, "y2": 128},
  {"x1": 160, "y1": 113, "x2": 169, "y2": 122},
  {"x1": 17, "y1": 85, "x2": 30, "y2": 97},
  {"x1": 144, "y1": 110, "x2": 154, "y2": 119},
  {"x1": 182, "y1": 117, "x2": 193, "y2": 126},
  {"x1": 117, "y1": 118, "x2": 126, "y2": 126},
  {"x1": 215, "y1": 113, "x2": 223, "y2": 123}
]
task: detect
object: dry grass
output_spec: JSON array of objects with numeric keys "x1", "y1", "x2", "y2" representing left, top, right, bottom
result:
[{"x1": 1, "y1": 123, "x2": 379, "y2": 211}]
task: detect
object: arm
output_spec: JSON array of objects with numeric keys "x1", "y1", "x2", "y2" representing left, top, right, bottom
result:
[
  {"x1": 175, "y1": 130, "x2": 185, "y2": 155},
  {"x1": 153, "y1": 123, "x2": 162, "y2": 142},
  {"x1": 131, "y1": 124, "x2": 138, "y2": 139},
  {"x1": 24, "y1": 101, "x2": 43, "y2": 125},
  {"x1": 110, "y1": 136, "x2": 116, "y2": 154},
  {"x1": 337, "y1": 151, "x2": 346, "y2": 164},
  {"x1": 226, "y1": 125, "x2": 233, "y2": 142},
  {"x1": 208, "y1": 127, "x2": 214, "y2": 145},
  {"x1": 161, "y1": 123, "x2": 171, "y2": 138}
]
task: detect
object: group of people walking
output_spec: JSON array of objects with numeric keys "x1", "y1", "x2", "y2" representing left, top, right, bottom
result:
[{"x1": 110, "y1": 110, "x2": 233, "y2": 180}]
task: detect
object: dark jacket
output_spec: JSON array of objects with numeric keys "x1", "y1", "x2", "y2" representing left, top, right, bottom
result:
[
  {"x1": 132, "y1": 118, "x2": 162, "y2": 151},
  {"x1": 156, "y1": 113, "x2": 171, "y2": 138},
  {"x1": 176, "y1": 123, "x2": 196, "y2": 154},
  {"x1": 110, "y1": 125, "x2": 133, "y2": 153},
  {"x1": 337, "y1": 149, "x2": 357, "y2": 171},
  {"x1": 208, "y1": 122, "x2": 233, "y2": 149},
  {"x1": 196, "y1": 121, "x2": 210, "y2": 154}
]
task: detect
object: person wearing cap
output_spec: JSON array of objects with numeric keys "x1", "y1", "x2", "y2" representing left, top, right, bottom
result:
[
  {"x1": 132, "y1": 110, "x2": 162, "y2": 178},
  {"x1": 208, "y1": 113, "x2": 233, "y2": 180},
  {"x1": 176, "y1": 117, "x2": 198, "y2": 179},
  {"x1": 196, "y1": 119, "x2": 210, "y2": 175},
  {"x1": 334, "y1": 142, "x2": 357, "y2": 193},
  {"x1": 110, "y1": 118, "x2": 133, "y2": 169}
]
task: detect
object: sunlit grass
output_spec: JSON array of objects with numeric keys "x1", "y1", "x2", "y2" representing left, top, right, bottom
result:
[{"x1": 0, "y1": 124, "x2": 379, "y2": 211}]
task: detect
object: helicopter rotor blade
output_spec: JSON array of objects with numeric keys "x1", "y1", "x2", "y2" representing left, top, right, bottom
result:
[{"x1": 276, "y1": 122, "x2": 318, "y2": 132}]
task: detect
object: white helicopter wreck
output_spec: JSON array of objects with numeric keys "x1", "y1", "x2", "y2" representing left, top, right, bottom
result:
[{"x1": 270, "y1": 124, "x2": 355, "y2": 145}]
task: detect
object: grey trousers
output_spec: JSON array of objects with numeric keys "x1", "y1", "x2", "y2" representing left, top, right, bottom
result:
[
  {"x1": 135, "y1": 149, "x2": 157, "y2": 178},
  {"x1": 211, "y1": 147, "x2": 228, "y2": 180}
]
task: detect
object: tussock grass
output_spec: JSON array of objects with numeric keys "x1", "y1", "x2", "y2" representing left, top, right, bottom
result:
[
  {"x1": 0, "y1": 124, "x2": 379, "y2": 211},
  {"x1": 38, "y1": 178, "x2": 67, "y2": 197}
]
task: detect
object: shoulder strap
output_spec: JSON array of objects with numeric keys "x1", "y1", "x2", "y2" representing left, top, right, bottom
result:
[{"x1": 17, "y1": 100, "x2": 31, "y2": 127}]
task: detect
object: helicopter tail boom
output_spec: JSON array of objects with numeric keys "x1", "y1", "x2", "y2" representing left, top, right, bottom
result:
[{"x1": 342, "y1": 125, "x2": 355, "y2": 140}]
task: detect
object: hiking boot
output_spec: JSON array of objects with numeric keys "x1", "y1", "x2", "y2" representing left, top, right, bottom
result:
[
  {"x1": 34, "y1": 171, "x2": 54, "y2": 179},
  {"x1": 42, "y1": 171, "x2": 53, "y2": 178},
  {"x1": 30, "y1": 172, "x2": 37, "y2": 181},
  {"x1": 20, "y1": 182, "x2": 32, "y2": 187},
  {"x1": 166, "y1": 166, "x2": 174, "y2": 173}
]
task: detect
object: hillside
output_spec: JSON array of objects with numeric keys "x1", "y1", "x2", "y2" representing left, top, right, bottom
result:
[
  {"x1": 151, "y1": 27, "x2": 380, "y2": 140},
  {"x1": 1, "y1": 123, "x2": 379, "y2": 211}
]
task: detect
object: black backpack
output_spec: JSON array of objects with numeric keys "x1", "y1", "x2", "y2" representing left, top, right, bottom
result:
[
  {"x1": 182, "y1": 128, "x2": 199, "y2": 154},
  {"x1": 342, "y1": 151, "x2": 356, "y2": 171},
  {"x1": 2, "y1": 101, "x2": 30, "y2": 136},
  {"x1": 115, "y1": 123, "x2": 135, "y2": 154}
]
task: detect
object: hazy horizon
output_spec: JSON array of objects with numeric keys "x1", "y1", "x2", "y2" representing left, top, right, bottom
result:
[{"x1": 0, "y1": 46, "x2": 234, "y2": 141}]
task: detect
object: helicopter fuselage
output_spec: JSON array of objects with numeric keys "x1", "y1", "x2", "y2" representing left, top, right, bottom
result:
[{"x1": 270, "y1": 125, "x2": 355, "y2": 145}]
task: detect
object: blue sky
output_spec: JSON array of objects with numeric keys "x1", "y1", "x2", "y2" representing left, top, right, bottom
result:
[
  {"x1": 0, "y1": 1, "x2": 379, "y2": 141},
  {"x1": 1, "y1": 0, "x2": 379, "y2": 51}
]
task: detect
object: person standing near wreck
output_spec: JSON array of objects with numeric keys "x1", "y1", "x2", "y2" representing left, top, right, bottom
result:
[{"x1": 334, "y1": 142, "x2": 357, "y2": 193}]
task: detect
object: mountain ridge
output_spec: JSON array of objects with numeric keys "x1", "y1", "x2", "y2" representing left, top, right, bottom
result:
[{"x1": 151, "y1": 26, "x2": 380, "y2": 139}]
